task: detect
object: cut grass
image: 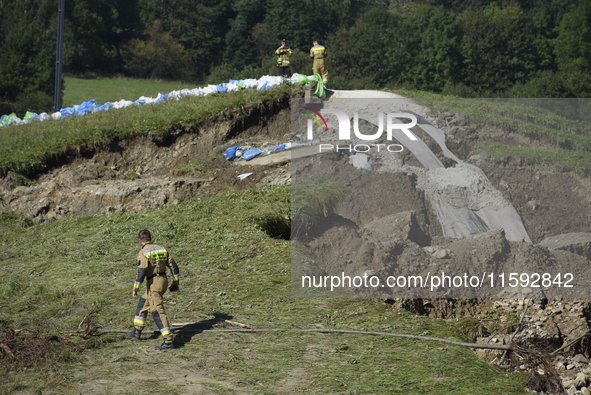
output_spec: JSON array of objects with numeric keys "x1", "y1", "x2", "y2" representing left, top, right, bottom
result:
[
  {"x1": 0, "y1": 84, "x2": 298, "y2": 177},
  {"x1": 0, "y1": 185, "x2": 529, "y2": 394},
  {"x1": 61, "y1": 76, "x2": 195, "y2": 108}
]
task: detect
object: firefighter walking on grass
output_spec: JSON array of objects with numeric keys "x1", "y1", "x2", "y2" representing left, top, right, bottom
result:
[
  {"x1": 127, "y1": 229, "x2": 180, "y2": 350},
  {"x1": 310, "y1": 40, "x2": 328, "y2": 86}
]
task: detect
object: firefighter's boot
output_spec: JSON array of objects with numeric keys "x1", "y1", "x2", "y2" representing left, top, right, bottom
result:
[
  {"x1": 126, "y1": 328, "x2": 142, "y2": 340},
  {"x1": 155, "y1": 340, "x2": 174, "y2": 350}
]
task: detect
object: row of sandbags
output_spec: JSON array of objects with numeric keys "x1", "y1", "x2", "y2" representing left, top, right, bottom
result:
[{"x1": 0, "y1": 74, "x2": 313, "y2": 128}]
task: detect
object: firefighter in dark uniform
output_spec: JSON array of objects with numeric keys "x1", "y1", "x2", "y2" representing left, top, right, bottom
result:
[
  {"x1": 275, "y1": 38, "x2": 292, "y2": 79},
  {"x1": 127, "y1": 229, "x2": 180, "y2": 350},
  {"x1": 310, "y1": 40, "x2": 328, "y2": 86}
]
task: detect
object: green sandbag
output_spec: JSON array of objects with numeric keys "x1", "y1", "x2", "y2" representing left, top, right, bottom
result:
[
  {"x1": 23, "y1": 111, "x2": 35, "y2": 121},
  {"x1": 237, "y1": 82, "x2": 245, "y2": 90},
  {"x1": 297, "y1": 74, "x2": 326, "y2": 98},
  {"x1": 1, "y1": 113, "x2": 17, "y2": 126}
]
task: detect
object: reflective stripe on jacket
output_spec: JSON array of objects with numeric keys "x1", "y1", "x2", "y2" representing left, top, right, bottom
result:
[{"x1": 310, "y1": 45, "x2": 326, "y2": 60}]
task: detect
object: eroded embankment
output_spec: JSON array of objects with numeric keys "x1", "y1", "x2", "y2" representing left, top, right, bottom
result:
[{"x1": 0, "y1": 93, "x2": 295, "y2": 221}]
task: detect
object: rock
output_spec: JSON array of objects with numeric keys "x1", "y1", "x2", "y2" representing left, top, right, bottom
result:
[
  {"x1": 575, "y1": 372, "x2": 589, "y2": 388},
  {"x1": 434, "y1": 248, "x2": 450, "y2": 259},
  {"x1": 539, "y1": 232, "x2": 591, "y2": 259},
  {"x1": 574, "y1": 355, "x2": 590, "y2": 364},
  {"x1": 581, "y1": 387, "x2": 590, "y2": 395},
  {"x1": 527, "y1": 200, "x2": 539, "y2": 210}
]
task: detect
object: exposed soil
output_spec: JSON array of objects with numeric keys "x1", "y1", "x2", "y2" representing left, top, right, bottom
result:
[{"x1": 0, "y1": 94, "x2": 295, "y2": 220}]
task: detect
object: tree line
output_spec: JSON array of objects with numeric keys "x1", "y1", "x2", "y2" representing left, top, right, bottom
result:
[{"x1": 1, "y1": 0, "x2": 590, "y2": 114}]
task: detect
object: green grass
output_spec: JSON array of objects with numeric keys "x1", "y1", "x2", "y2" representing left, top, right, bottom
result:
[
  {"x1": 413, "y1": 97, "x2": 591, "y2": 176},
  {"x1": 0, "y1": 84, "x2": 298, "y2": 177},
  {"x1": 62, "y1": 76, "x2": 195, "y2": 107},
  {"x1": 478, "y1": 142, "x2": 591, "y2": 176},
  {"x1": 0, "y1": 186, "x2": 529, "y2": 394}
]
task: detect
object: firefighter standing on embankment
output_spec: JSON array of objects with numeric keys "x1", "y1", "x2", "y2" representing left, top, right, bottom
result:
[
  {"x1": 127, "y1": 229, "x2": 180, "y2": 350},
  {"x1": 276, "y1": 39, "x2": 292, "y2": 79},
  {"x1": 310, "y1": 40, "x2": 328, "y2": 86}
]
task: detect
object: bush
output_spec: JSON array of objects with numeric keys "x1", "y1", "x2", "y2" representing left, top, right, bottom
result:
[
  {"x1": 16, "y1": 91, "x2": 54, "y2": 116},
  {"x1": 205, "y1": 64, "x2": 241, "y2": 84},
  {"x1": 441, "y1": 83, "x2": 478, "y2": 98},
  {"x1": 507, "y1": 70, "x2": 591, "y2": 98},
  {"x1": 124, "y1": 20, "x2": 195, "y2": 81}
]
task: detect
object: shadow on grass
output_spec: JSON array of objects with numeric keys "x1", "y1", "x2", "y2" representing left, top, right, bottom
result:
[{"x1": 166, "y1": 312, "x2": 235, "y2": 349}]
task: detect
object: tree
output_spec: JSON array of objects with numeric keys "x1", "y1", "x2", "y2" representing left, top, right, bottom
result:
[
  {"x1": 124, "y1": 20, "x2": 195, "y2": 80},
  {"x1": 64, "y1": 0, "x2": 141, "y2": 74},
  {"x1": 457, "y1": 4, "x2": 538, "y2": 93},
  {"x1": 0, "y1": 0, "x2": 59, "y2": 107},
  {"x1": 554, "y1": 0, "x2": 591, "y2": 74},
  {"x1": 404, "y1": 5, "x2": 461, "y2": 92},
  {"x1": 138, "y1": 0, "x2": 233, "y2": 80},
  {"x1": 224, "y1": 0, "x2": 266, "y2": 70}
]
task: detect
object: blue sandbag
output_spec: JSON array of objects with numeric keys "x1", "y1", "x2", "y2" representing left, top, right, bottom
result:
[
  {"x1": 259, "y1": 82, "x2": 269, "y2": 91},
  {"x1": 75, "y1": 99, "x2": 98, "y2": 116},
  {"x1": 242, "y1": 148, "x2": 262, "y2": 161},
  {"x1": 98, "y1": 102, "x2": 114, "y2": 112},
  {"x1": 60, "y1": 107, "x2": 75, "y2": 118},
  {"x1": 223, "y1": 146, "x2": 241, "y2": 160},
  {"x1": 217, "y1": 84, "x2": 228, "y2": 93}
]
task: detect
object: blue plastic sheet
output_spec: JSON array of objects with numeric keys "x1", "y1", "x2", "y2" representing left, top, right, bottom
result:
[
  {"x1": 75, "y1": 99, "x2": 98, "y2": 116},
  {"x1": 98, "y1": 102, "x2": 114, "y2": 112},
  {"x1": 224, "y1": 146, "x2": 241, "y2": 160},
  {"x1": 60, "y1": 107, "x2": 75, "y2": 119},
  {"x1": 242, "y1": 148, "x2": 262, "y2": 161}
]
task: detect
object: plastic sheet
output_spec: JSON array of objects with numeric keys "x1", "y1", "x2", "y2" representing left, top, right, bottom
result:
[
  {"x1": 224, "y1": 146, "x2": 242, "y2": 160},
  {"x1": 242, "y1": 148, "x2": 262, "y2": 160},
  {"x1": 297, "y1": 74, "x2": 326, "y2": 98}
]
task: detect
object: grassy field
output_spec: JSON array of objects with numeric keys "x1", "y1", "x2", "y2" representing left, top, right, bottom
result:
[
  {"x1": 0, "y1": 186, "x2": 529, "y2": 394},
  {"x1": 62, "y1": 76, "x2": 195, "y2": 108}
]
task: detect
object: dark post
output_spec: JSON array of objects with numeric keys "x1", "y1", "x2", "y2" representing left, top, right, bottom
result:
[{"x1": 53, "y1": 0, "x2": 65, "y2": 113}]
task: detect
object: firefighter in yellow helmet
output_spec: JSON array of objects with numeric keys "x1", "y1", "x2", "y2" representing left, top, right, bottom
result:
[
  {"x1": 310, "y1": 40, "x2": 328, "y2": 86},
  {"x1": 275, "y1": 38, "x2": 292, "y2": 79},
  {"x1": 127, "y1": 229, "x2": 180, "y2": 350}
]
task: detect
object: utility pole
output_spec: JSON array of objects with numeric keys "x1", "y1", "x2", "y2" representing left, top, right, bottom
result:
[{"x1": 53, "y1": 0, "x2": 65, "y2": 113}]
